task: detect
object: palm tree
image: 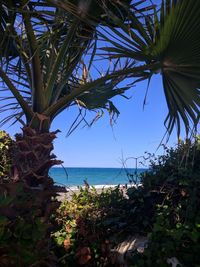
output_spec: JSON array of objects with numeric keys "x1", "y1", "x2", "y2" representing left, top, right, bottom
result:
[
  {"x1": 1, "y1": 0, "x2": 200, "y2": 188},
  {"x1": 0, "y1": 0, "x2": 135, "y2": 188},
  {"x1": 99, "y1": 0, "x2": 200, "y2": 136}
]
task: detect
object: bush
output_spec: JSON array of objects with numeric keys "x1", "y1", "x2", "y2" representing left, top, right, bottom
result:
[
  {"x1": 0, "y1": 182, "x2": 59, "y2": 267},
  {"x1": 0, "y1": 131, "x2": 13, "y2": 183},
  {"x1": 52, "y1": 186, "x2": 126, "y2": 267},
  {"x1": 130, "y1": 138, "x2": 200, "y2": 267},
  {"x1": 141, "y1": 137, "x2": 200, "y2": 190}
]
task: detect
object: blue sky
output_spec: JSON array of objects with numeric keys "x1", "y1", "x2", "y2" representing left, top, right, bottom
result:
[{"x1": 2, "y1": 73, "x2": 179, "y2": 168}]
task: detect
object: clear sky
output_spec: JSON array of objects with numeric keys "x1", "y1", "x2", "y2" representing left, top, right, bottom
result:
[{"x1": 2, "y1": 73, "x2": 180, "y2": 168}]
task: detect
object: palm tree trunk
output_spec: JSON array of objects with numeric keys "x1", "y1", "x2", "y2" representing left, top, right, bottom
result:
[
  {"x1": 13, "y1": 126, "x2": 62, "y2": 188},
  {"x1": 12, "y1": 113, "x2": 62, "y2": 189}
]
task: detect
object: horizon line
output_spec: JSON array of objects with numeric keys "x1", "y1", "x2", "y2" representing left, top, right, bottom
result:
[{"x1": 50, "y1": 166, "x2": 148, "y2": 169}]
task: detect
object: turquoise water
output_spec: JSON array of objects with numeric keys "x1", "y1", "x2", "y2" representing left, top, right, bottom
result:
[{"x1": 49, "y1": 167, "x2": 146, "y2": 187}]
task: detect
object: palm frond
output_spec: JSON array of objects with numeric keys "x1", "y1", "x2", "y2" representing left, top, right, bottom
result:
[
  {"x1": 0, "y1": 0, "x2": 135, "y2": 129},
  {"x1": 99, "y1": 0, "x2": 200, "y2": 136}
]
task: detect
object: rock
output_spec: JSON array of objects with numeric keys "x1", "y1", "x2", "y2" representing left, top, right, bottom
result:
[{"x1": 110, "y1": 235, "x2": 148, "y2": 267}]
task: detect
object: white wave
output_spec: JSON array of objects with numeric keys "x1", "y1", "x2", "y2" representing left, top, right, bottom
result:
[{"x1": 65, "y1": 183, "x2": 143, "y2": 191}]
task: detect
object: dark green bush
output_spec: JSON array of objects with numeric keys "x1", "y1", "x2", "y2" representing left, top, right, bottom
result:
[
  {"x1": 141, "y1": 137, "x2": 200, "y2": 190},
  {"x1": 0, "y1": 182, "x2": 59, "y2": 266},
  {"x1": 52, "y1": 186, "x2": 126, "y2": 267},
  {"x1": 130, "y1": 138, "x2": 200, "y2": 267}
]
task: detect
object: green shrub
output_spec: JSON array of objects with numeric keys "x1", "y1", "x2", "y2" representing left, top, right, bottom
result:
[
  {"x1": 0, "y1": 182, "x2": 59, "y2": 266},
  {"x1": 0, "y1": 130, "x2": 13, "y2": 183},
  {"x1": 141, "y1": 137, "x2": 200, "y2": 190},
  {"x1": 130, "y1": 138, "x2": 200, "y2": 267},
  {"x1": 52, "y1": 186, "x2": 126, "y2": 266}
]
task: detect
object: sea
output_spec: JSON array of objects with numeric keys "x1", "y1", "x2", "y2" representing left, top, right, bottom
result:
[{"x1": 49, "y1": 167, "x2": 147, "y2": 189}]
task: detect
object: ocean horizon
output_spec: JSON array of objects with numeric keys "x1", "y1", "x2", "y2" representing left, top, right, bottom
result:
[{"x1": 49, "y1": 167, "x2": 147, "y2": 187}]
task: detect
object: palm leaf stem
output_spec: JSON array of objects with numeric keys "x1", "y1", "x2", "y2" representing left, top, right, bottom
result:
[
  {"x1": 0, "y1": 66, "x2": 33, "y2": 121},
  {"x1": 51, "y1": 41, "x2": 88, "y2": 104},
  {"x1": 45, "y1": 18, "x2": 80, "y2": 107},
  {"x1": 45, "y1": 62, "x2": 160, "y2": 118},
  {"x1": 22, "y1": 6, "x2": 44, "y2": 113},
  {"x1": 11, "y1": 27, "x2": 32, "y2": 88}
]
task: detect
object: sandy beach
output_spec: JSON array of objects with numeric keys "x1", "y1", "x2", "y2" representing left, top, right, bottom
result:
[
  {"x1": 56, "y1": 185, "x2": 117, "y2": 201},
  {"x1": 56, "y1": 184, "x2": 140, "y2": 201}
]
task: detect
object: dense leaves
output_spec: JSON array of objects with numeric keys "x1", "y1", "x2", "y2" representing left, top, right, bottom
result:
[
  {"x1": 53, "y1": 186, "x2": 126, "y2": 267},
  {"x1": 133, "y1": 138, "x2": 200, "y2": 267},
  {"x1": 141, "y1": 137, "x2": 200, "y2": 189},
  {"x1": 0, "y1": 182, "x2": 60, "y2": 267}
]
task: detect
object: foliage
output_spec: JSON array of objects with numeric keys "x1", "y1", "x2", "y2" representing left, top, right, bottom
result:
[
  {"x1": 0, "y1": 182, "x2": 59, "y2": 267},
  {"x1": 1, "y1": 136, "x2": 199, "y2": 267},
  {"x1": 0, "y1": 0, "x2": 200, "y2": 266},
  {"x1": 141, "y1": 138, "x2": 200, "y2": 189},
  {"x1": 1, "y1": 136, "x2": 198, "y2": 266},
  {"x1": 52, "y1": 186, "x2": 126, "y2": 266},
  {"x1": 0, "y1": 0, "x2": 135, "y2": 131},
  {"x1": 101, "y1": 0, "x2": 200, "y2": 135},
  {"x1": 129, "y1": 138, "x2": 200, "y2": 267},
  {"x1": 0, "y1": 131, "x2": 14, "y2": 183},
  {"x1": 52, "y1": 185, "x2": 164, "y2": 266},
  {"x1": 134, "y1": 190, "x2": 200, "y2": 267}
]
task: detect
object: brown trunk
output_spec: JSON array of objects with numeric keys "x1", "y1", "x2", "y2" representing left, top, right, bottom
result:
[{"x1": 13, "y1": 126, "x2": 62, "y2": 189}]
